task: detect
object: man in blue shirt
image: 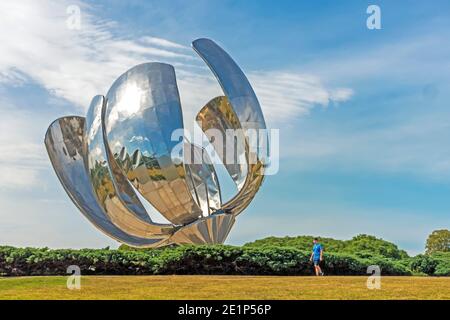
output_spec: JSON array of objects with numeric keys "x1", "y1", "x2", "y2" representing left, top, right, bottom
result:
[{"x1": 309, "y1": 237, "x2": 324, "y2": 276}]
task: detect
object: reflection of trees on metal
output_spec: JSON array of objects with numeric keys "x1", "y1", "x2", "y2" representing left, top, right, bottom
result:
[{"x1": 45, "y1": 38, "x2": 268, "y2": 247}]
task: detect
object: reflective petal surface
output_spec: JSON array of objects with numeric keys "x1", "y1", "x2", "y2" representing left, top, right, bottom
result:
[
  {"x1": 104, "y1": 63, "x2": 202, "y2": 225},
  {"x1": 84, "y1": 95, "x2": 174, "y2": 237},
  {"x1": 192, "y1": 38, "x2": 266, "y2": 132},
  {"x1": 196, "y1": 96, "x2": 248, "y2": 189},
  {"x1": 169, "y1": 213, "x2": 235, "y2": 245},
  {"x1": 44, "y1": 116, "x2": 169, "y2": 247},
  {"x1": 193, "y1": 39, "x2": 267, "y2": 217},
  {"x1": 184, "y1": 142, "x2": 222, "y2": 216}
]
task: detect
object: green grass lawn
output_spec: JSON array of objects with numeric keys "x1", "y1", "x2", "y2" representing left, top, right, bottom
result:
[{"x1": 0, "y1": 276, "x2": 448, "y2": 300}]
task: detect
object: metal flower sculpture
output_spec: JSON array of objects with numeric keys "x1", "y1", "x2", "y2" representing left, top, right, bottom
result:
[{"x1": 44, "y1": 38, "x2": 267, "y2": 247}]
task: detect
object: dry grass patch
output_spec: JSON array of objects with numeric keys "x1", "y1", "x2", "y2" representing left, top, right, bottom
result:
[{"x1": 0, "y1": 276, "x2": 449, "y2": 300}]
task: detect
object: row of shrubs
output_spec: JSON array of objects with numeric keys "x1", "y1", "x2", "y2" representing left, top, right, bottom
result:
[
  {"x1": 0, "y1": 245, "x2": 419, "y2": 276},
  {"x1": 409, "y1": 252, "x2": 450, "y2": 276}
]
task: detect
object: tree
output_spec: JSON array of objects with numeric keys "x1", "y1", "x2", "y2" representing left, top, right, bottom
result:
[{"x1": 425, "y1": 229, "x2": 450, "y2": 254}]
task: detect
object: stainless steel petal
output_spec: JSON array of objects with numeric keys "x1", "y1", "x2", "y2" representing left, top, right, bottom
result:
[
  {"x1": 168, "y1": 213, "x2": 235, "y2": 245},
  {"x1": 192, "y1": 38, "x2": 266, "y2": 132},
  {"x1": 44, "y1": 116, "x2": 169, "y2": 247},
  {"x1": 184, "y1": 142, "x2": 222, "y2": 216},
  {"x1": 196, "y1": 96, "x2": 248, "y2": 189},
  {"x1": 197, "y1": 96, "x2": 265, "y2": 217},
  {"x1": 193, "y1": 38, "x2": 267, "y2": 217},
  {"x1": 104, "y1": 62, "x2": 203, "y2": 225},
  {"x1": 84, "y1": 95, "x2": 174, "y2": 237}
]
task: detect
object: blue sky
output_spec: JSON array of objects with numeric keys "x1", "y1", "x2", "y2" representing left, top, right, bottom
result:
[{"x1": 0, "y1": 0, "x2": 449, "y2": 255}]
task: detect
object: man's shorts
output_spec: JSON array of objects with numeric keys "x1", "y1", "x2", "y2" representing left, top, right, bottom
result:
[{"x1": 313, "y1": 259, "x2": 320, "y2": 266}]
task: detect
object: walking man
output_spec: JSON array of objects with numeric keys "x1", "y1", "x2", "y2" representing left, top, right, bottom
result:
[{"x1": 309, "y1": 237, "x2": 324, "y2": 276}]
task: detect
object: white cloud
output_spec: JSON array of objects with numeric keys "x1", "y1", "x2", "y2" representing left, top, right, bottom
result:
[
  {"x1": 140, "y1": 36, "x2": 190, "y2": 50},
  {"x1": 0, "y1": 0, "x2": 197, "y2": 110},
  {"x1": 249, "y1": 72, "x2": 353, "y2": 123}
]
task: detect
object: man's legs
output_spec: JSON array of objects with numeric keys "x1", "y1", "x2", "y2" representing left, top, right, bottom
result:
[
  {"x1": 314, "y1": 261, "x2": 320, "y2": 276},
  {"x1": 316, "y1": 265, "x2": 323, "y2": 276},
  {"x1": 314, "y1": 261, "x2": 323, "y2": 276}
]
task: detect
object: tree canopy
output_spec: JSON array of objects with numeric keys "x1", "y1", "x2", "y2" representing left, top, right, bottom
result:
[
  {"x1": 244, "y1": 234, "x2": 409, "y2": 260},
  {"x1": 425, "y1": 229, "x2": 450, "y2": 254}
]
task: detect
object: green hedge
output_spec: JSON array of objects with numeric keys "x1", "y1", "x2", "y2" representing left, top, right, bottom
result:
[{"x1": 0, "y1": 245, "x2": 411, "y2": 276}]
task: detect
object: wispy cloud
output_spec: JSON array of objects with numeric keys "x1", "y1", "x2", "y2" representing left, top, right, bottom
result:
[
  {"x1": 0, "y1": 1, "x2": 197, "y2": 109},
  {"x1": 249, "y1": 72, "x2": 353, "y2": 123},
  {"x1": 0, "y1": 0, "x2": 352, "y2": 122},
  {"x1": 0, "y1": 99, "x2": 47, "y2": 189},
  {"x1": 304, "y1": 30, "x2": 450, "y2": 86},
  {"x1": 140, "y1": 36, "x2": 190, "y2": 50}
]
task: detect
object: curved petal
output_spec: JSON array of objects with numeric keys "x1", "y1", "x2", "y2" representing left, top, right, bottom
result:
[
  {"x1": 168, "y1": 213, "x2": 235, "y2": 245},
  {"x1": 192, "y1": 38, "x2": 266, "y2": 132},
  {"x1": 184, "y1": 141, "x2": 222, "y2": 216},
  {"x1": 44, "y1": 116, "x2": 169, "y2": 247},
  {"x1": 84, "y1": 95, "x2": 174, "y2": 237},
  {"x1": 192, "y1": 38, "x2": 267, "y2": 217},
  {"x1": 196, "y1": 96, "x2": 247, "y2": 189},
  {"x1": 196, "y1": 96, "x2": 265, "y2": 217},
  {"x1": 104, "y1": 62, "x2": 202, "y2": 225}
]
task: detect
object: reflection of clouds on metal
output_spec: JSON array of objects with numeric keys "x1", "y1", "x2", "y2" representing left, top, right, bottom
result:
[{"x1": 45, "y1": 38, "x2": 267, "y2": 247}]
